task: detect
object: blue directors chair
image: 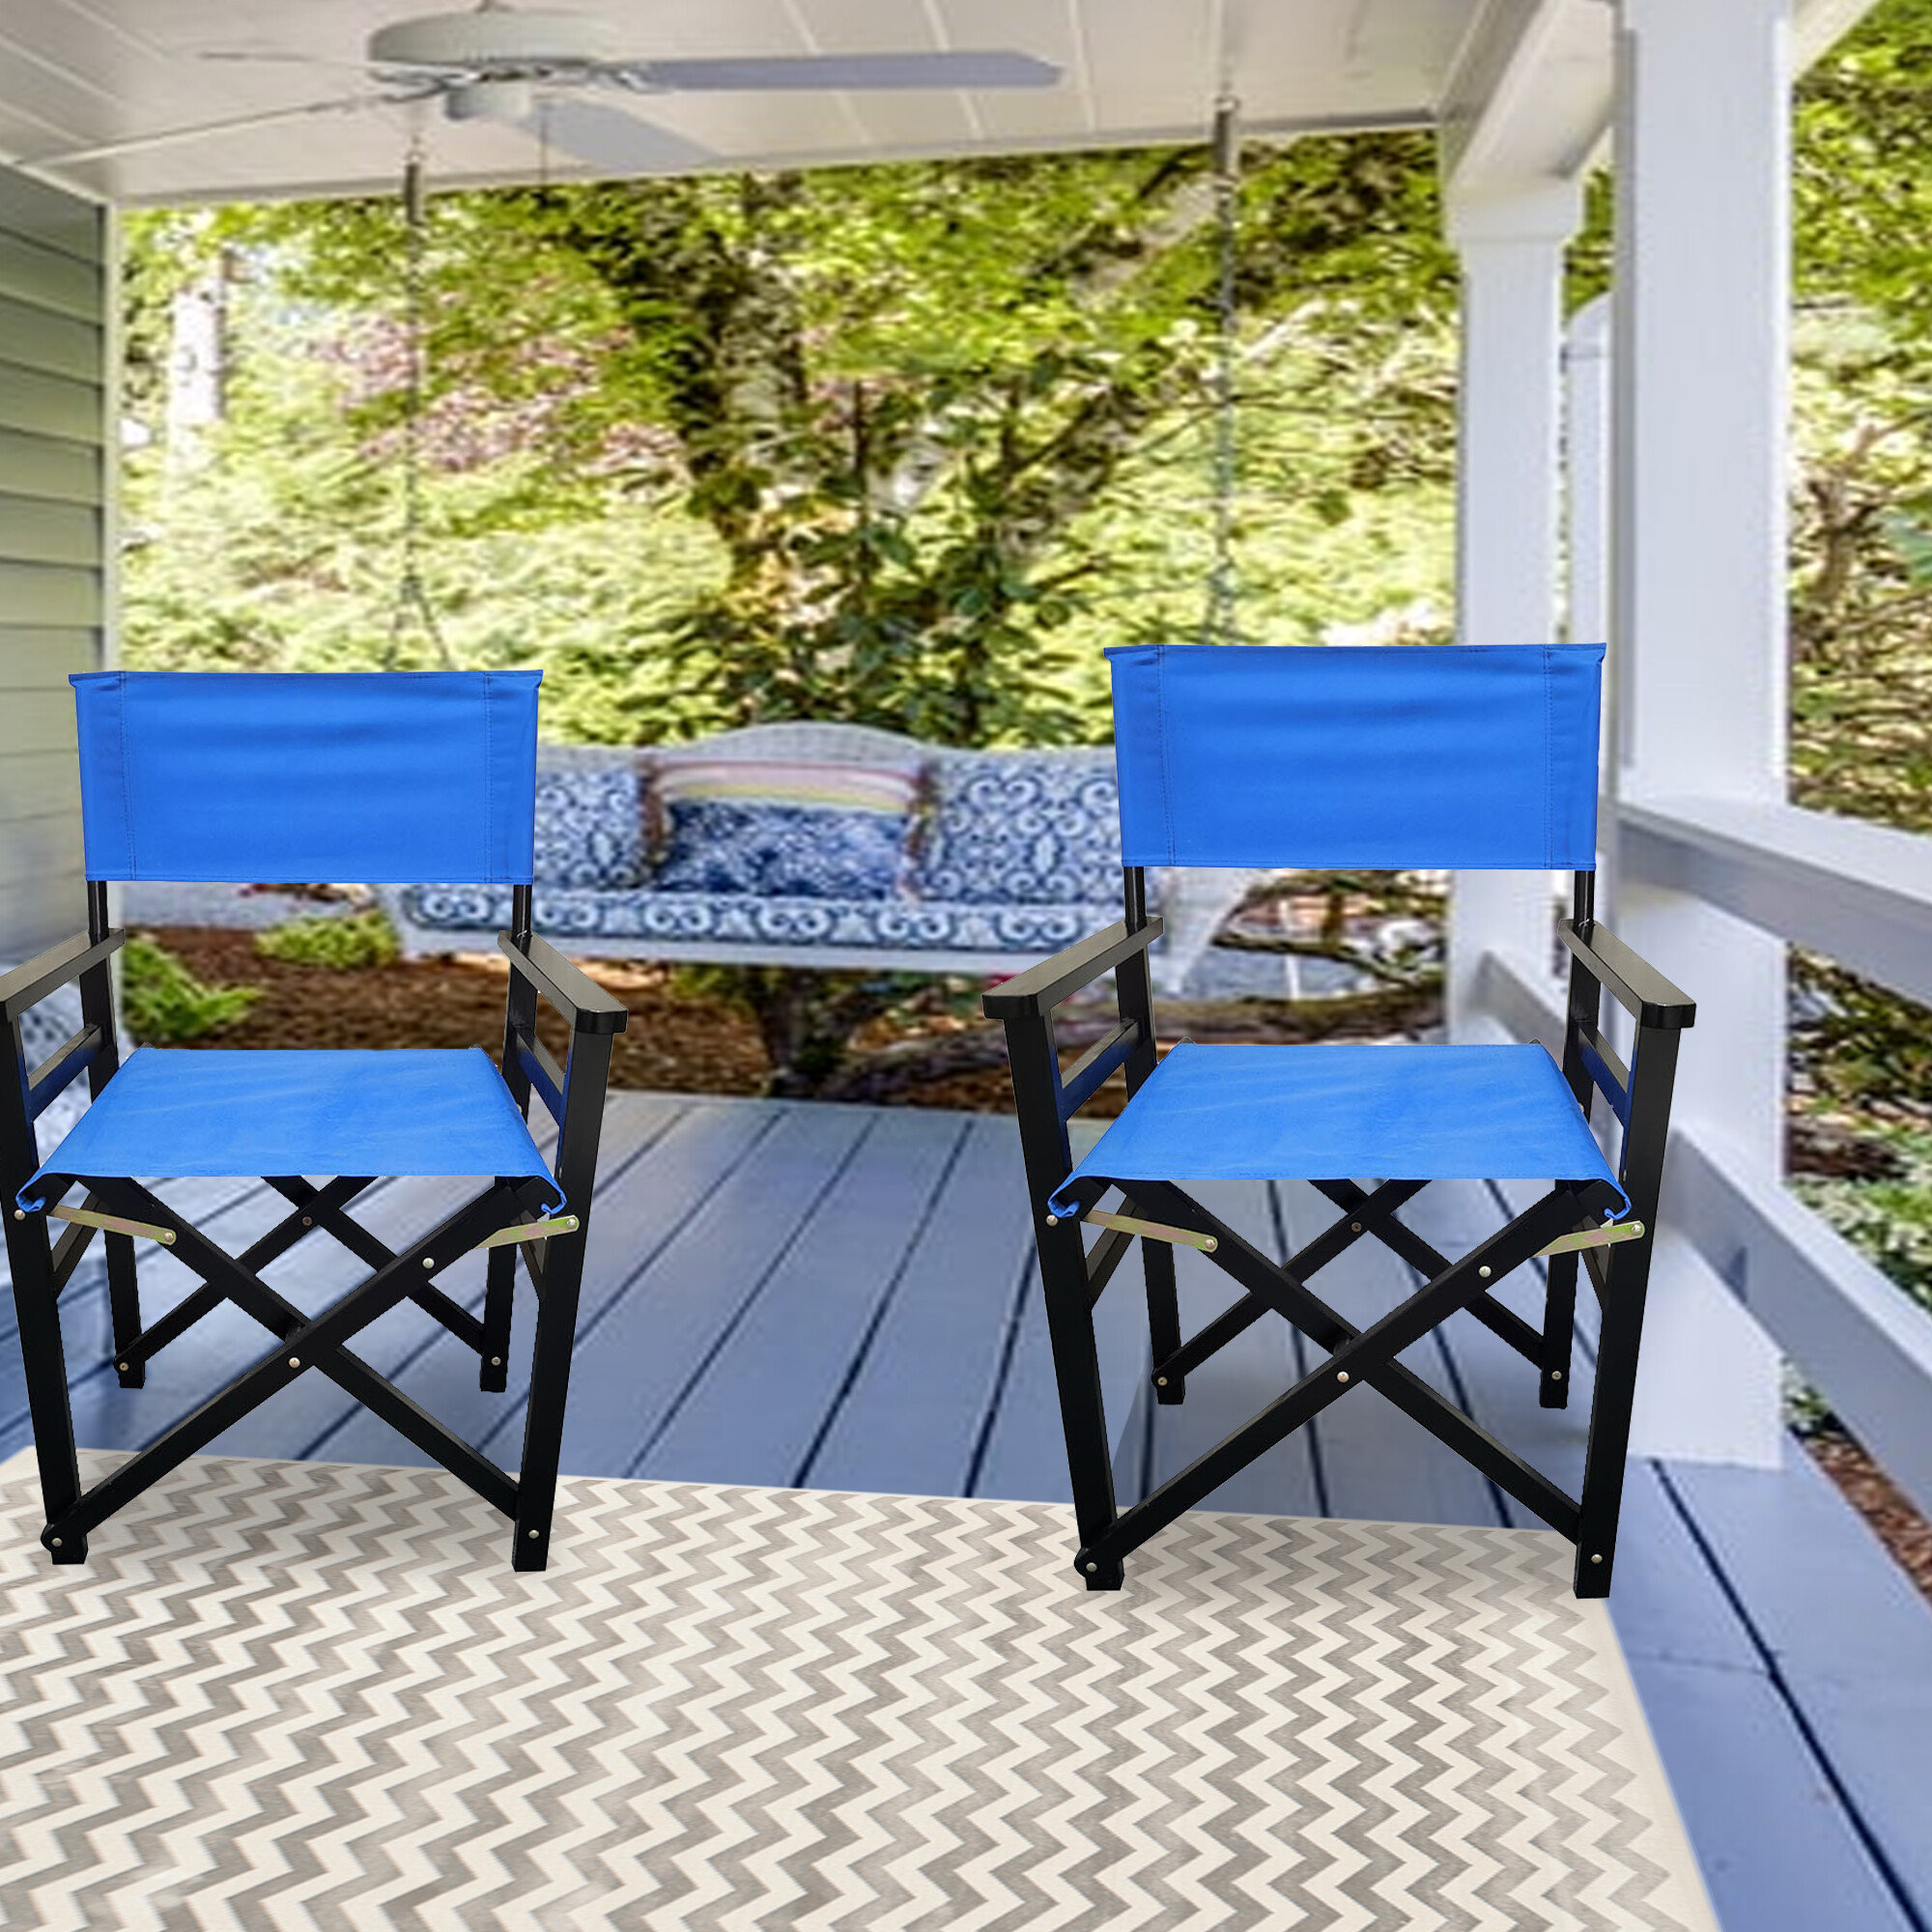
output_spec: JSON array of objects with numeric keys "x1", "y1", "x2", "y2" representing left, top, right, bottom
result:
[
  {"x1": 1, "y1": 671, "x2": 627, "y2": 1571},
  {"x1": 985, "y1": 644, "x2": 1694, "y2": 1600}
]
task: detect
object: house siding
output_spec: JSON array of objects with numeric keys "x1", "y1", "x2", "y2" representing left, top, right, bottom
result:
[{"x1": 0, "y1": 166, "x2": 104, "y2": 957}]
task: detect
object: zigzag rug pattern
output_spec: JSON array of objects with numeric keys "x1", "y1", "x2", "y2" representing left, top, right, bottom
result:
[{"x1": 0, "y1": 1451, "x2": 1716, "y2": 1931}]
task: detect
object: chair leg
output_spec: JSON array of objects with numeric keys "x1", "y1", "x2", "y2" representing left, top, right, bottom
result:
[
  {"x1": 104, "y1": 1233, "x2": 144, "y2": 1389},
  {"x1": 1573, "y1": 1255, "x2": 1647, "y2": 1598},
  {"x1": 1143, "y1": 1239, "x2": 1185, "y2": 1405},
  {"x1": 1539, "y1": 1251, "x2": 1577, "y2": 1409},
  {"x1": 1038, "y1": 1218, "x2": 1123, "y2": 1589},
  {"x1": 4, "y1": 1218, "x2": 87, "y2": 1562},
  {"x1": 480, "y1": 1239, "x2": 515, "y2": 1394},
  {"x1": 511, "y1": 1227, "x2": 585, "y2": 1572}
]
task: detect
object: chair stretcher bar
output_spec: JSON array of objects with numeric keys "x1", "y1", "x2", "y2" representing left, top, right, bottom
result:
[{"x1": 43, "y1": 1201, "x2": 175, "y2": 1246}]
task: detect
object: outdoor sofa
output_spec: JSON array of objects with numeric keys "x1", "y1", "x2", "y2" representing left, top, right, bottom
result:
[{"x1": 375, "y1": 721, "x2": 1250, "y2": 988}]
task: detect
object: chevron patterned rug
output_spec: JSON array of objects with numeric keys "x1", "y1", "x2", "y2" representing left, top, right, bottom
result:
[{"x1": 0, "y1": 1448, "x2": 1717, "y2": 1932}]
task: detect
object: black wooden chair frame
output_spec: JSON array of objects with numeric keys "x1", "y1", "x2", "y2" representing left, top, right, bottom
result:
[
  {"x1": 985, "y1": 867, "x2": 1694, "y2": 1600},
  {"x1": 0, "y1": 883, "x2": 626, "y2": 1572}
]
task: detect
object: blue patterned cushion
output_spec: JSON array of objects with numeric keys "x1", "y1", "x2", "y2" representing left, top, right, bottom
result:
[
  {"x1": 532, "y1": 763, "x2": 645, "y2": 890},
  {"x1": 915, "y1": 754, "x2": 1121, "y2": 905},
  {"x1": 652, "y1": 801, "x2": 912, "y2": 899}
]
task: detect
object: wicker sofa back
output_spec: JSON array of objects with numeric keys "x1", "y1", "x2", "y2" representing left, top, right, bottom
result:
[{"x1": 378, "y1": 724, "x2": 1164, "y2": 978}]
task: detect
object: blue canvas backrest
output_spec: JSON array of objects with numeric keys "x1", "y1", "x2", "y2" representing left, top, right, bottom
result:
[
  {"x1": 1106, "y1": 643, "x2": 1604, "y2": 871},
  {"x1": 71, "y1": 670, "x2": 542, "y2": 885}
]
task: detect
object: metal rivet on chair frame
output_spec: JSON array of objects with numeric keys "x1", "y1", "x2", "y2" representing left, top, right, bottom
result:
[
  {"x1": 1336, "y1": 1371, "x2": 1350, "y2": 1382},
  {"x1": 528, "y1": 1529, "x2": 541, "y2": 1540},
  {"x1": 49, "y1": 1538, "x2": 60, "y2": 1548},
  {"x1": 1549, "y1": 1369, "x2": 1563, "y2": 1379},
  {"x1": 1591, "y1": 1553, "x2": 1604, "y2": 1563},
  {"x1": 423, "y1": 1257, "x2": 435, "y2": 1269},
  {"x1": 289, "y1": 1357, "x2": 300, "y2": 1369},
  {"x1": 1478, "y1": 1265, "x2": 1492, "y2": 1278},
  {"x1": 492, "y1": 1356, "x2": 502, "y2": 1366}
]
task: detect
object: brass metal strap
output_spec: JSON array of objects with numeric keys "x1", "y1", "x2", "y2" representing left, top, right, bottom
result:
[
  {"x1": 48, "y1": 1203, "x2": 176, "y2": 1246},
  {"x1": 1538, "y1": 1219, "x2": 1644, "y2": 1259},
  {"x1": 478, "y1": 1214, "x2": 578, "y2": 1250},
  {"x1": 1084, "y1": 1208, "x2": 1218, "y2": 1254}
]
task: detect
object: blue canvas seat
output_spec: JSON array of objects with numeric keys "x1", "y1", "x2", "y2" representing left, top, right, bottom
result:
[
  {"x1": 1, "y1": 670, "x2": 629, "y2": 1573},
  {"x1": 1047, "y1": 1042, "x2": 1626, "y2": 1220},
  {"x1": 18, "y1": 1049, "x2": 565, "y2": 1213},
  {"x1": 984, "y1": 642, "x2": 1695, "y2": 1601}
]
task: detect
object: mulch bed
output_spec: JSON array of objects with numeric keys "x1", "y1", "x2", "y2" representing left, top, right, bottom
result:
[
  {"x1": 140, "y1": 927, "x2": 772, "y2": 1098},
  {"x1": 134, "y1": 926, "x2": 1932, "y2": 1613}
]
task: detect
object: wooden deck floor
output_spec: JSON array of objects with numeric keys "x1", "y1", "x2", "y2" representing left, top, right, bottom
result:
[{"x1": 4, "y1": 1090, "x2": 1930, "y2": 1932}]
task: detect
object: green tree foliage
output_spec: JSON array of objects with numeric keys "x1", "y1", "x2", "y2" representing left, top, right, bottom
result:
[
  {"x1": 1787, "y1": 0, "x2": 1932, "y2": 835},
  {"x1": 121, "y1": 137, "x2": 1458, "y2": 748}
]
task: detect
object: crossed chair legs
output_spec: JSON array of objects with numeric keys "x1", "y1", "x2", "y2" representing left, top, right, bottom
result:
[
  {"x1": 8, "y1": 1171, "x2": 587, "y2": 1572},
  {"x1": 1036, "y1": 1171, "x2": 1638, "y2": 1601}
]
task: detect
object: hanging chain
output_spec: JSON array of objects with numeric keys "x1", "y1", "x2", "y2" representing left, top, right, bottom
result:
[
  {"x1": 1199, "y1": 96, "x2": 1241, "y2": 648},
  {"x1": 385, "y1": 138, "x2": 453, "y2": 669}
]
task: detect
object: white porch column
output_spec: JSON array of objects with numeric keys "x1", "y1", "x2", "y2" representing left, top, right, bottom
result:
[
  {"x1": 1444, "y1": 183, "x2": 1580, "y2": 1041},
  {"x1": 1610, "y1": 0, "x2": 1790, "y2": 1466}
]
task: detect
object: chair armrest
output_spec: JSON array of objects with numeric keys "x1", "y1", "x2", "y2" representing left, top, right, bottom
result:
[
  {"x1": 497, "y1": 931, "x2": 630, "y2": 1035},
  {"x1": 0, "y1": 929, "x2": 125, "y2": 1026},
  {"x1": 1559, "y1": 920, "x2": 1696, "y2": 1030},
  {"x1": 981, "y1": 917, "x2": 1166, "y2": 1019}
]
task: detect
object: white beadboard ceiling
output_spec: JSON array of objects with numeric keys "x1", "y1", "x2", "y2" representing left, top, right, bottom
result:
[
  {"x1": 0, "y1": 0, "x2": 1483, "y2": 204},
  {"x1": 0, "y1": 0, "x2": 1879, "y2": 208}
]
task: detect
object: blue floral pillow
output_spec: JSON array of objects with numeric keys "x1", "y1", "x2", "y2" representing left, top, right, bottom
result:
[
  {"x1": 532, "y1": 763, "x2": 646, "y2": 890},
  {"x1": 648, "y1": 758, "x2": 920, "y2": 900},
  {"x1": 915, "y1": 754, "x2": 1121, "y2": 905}
]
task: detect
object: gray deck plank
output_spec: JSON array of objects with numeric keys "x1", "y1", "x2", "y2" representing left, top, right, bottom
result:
[
  {"x1": 504, "y1": 1099, "x2": 875, "y2": 1476},
  {"x1": 634, "y1": 1106, "x2": 971, "y2": 1488},
  {"x1": 1404, "y1": 1177, "x2": 1928, "y2": 1932},
  {"x1": 1142, "y1": 1179, "x2": 1324, "y2": 1519},
  {"x1": 802, "y1": 1113, "x2": 1037, "y2": 1498},
  {"x1": 1665, "y1": 1450, "x2": 1932, "y2": 1922},
  {"x1": 1274, "y1": 1177, "x2": 1510, "y2": 1530},
  {"x1": 966, "y1": 1241, "x2": 1154, "y2": 1508}
]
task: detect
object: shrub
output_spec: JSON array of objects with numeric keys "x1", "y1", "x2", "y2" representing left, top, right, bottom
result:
[
  {"x1": 1788, "y1": 1122, "x2": 1932, "y2": 1433},
  {"x1": 254, "y1": 910, "x2": 400, "y2": 972},
  {"x1": 1791, "y1": 1125, "x2": 1932, "y2": 1319},
  {"x1": 122, "y1": 934, "x2": 260, "y2": 1043}
]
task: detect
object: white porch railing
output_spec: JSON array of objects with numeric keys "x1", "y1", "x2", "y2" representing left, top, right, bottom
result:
[{"x1": 1474, "y1": 794, "x2": 1932, "y2": 1529}]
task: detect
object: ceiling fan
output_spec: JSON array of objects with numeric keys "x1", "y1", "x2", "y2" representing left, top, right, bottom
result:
[{"x1": 39, "y1": 1, "x2": 1062, "y2": 174}]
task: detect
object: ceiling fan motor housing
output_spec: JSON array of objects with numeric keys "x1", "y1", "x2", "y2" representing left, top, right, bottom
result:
[{"x1": 367, "y1": 9, "x2": 620, "y2": 74}]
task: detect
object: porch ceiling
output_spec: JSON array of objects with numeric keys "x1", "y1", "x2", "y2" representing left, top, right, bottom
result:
[
  {"x1": 0, "y1": 0, "x2": 1883, "y2": 210},
  {"x1": 1, "y1": 0, "x2": 1481, "y2": 206}
]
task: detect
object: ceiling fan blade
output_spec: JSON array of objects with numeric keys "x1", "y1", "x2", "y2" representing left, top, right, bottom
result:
[
  {"x1": 525, "y1": 98, "x2": 716, "y2": 175},
  {"x1": 626, "y1": 51, "x2": 1061, "y2": 93},
  {"x1": 32, "y1": 91, "x2": 429, "y2": 168},
  {"x1": 194, "y1": 49, "x2": 368, "y2": 71}
]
